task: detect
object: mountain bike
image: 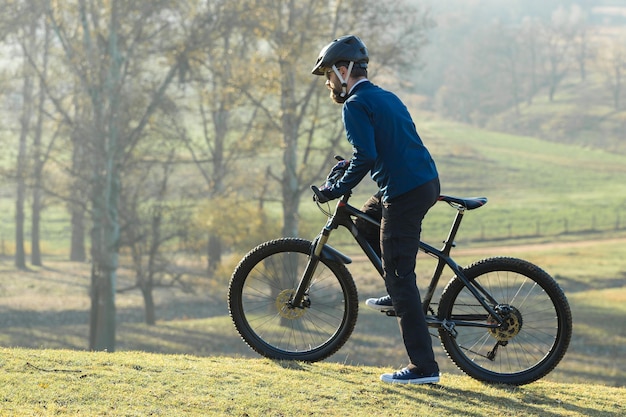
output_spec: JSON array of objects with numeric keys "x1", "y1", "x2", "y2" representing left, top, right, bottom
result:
[{"x1": 228, "y1": 174, "x2": 572, "y2": 385}]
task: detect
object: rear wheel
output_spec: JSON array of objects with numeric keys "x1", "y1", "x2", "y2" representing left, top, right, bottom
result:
[
  {"x1": 438, "y1": 257, "x2": 572, "y2": 385},
  {"x1": 228, "y1": 238, "x2": 358, "y2": 362}
]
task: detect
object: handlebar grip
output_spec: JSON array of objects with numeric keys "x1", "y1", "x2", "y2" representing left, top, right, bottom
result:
[{"x1": 311, "y1": 185, "x2": 324, "y2": 200}]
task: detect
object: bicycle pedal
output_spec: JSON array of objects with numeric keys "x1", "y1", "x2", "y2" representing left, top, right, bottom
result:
[
  {"x1": 384, "y1": 310, "x2": 397, "y2": 317},
  {"x1": 442, "y1": 319, "x2": 458, "y2": 338}
]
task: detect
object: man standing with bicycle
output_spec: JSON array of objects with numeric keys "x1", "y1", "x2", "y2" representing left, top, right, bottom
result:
[{"x1": 312, "y1": 35, "x2": 441, "y2": 384}]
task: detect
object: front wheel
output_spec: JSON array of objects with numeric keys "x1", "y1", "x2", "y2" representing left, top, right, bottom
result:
[
  {"x1": 438, "y1": 257, "x2": 572, "y2": 385},
  {"x1": 228, "y1": 238, "x2": 358, "y2": 362}
]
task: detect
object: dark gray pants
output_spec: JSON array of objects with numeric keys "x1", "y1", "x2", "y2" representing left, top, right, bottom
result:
[{"x1": 356, "y1": 178, "x2": 440, "y2": 374}]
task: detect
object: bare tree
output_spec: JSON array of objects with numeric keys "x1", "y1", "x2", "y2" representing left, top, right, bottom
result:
[
  {"x1": 541, "y1": 5, "x2": 584, "y2": 102},
  {"x1": 68, "y1": 105, "x2": 90, "y2": 262},
  {"x1": 1, "y1": 1, "x2": 60, "y2": 268},
  {"x1": 240, "y1": 0, "x2": 433, "y2": 239},
  {"x1": 598, "y1": 38, "x2": 626, "y2": 111},
  {"x1": 29, "y1": 19, "x2": 53, "y2": 267},
  {"x1": 519, "y1": 17, "x2": 543, "y2": 105},
  {"x1": 46, "y1": 0, "x2": 224, "y2": 351},
  {"x1": 14, "y1": 20, "x2": 37, "y2": 270},
  {"x1": 570, "y1": 5, "x2": 590, "y2": 82},
  {"x1": 179, "y1": 12, "x2": 264, "y2": 274},
  {"x1": 455, "y1": 22, "x2": 525, "y2": 123},
  {"x1": 119, "y1": 151, "x2": 191, "y2": 325}
]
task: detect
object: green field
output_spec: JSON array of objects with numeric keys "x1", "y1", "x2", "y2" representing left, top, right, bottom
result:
[
  {"x1": 1, "y1": 226, "x2": 625, "y2": 388},
  {"x1": 1, "y1": 119, "x2": 625, "y2": 417},
  {"x1": 3, "y1": 118, "x2": 626, "y2": 255},
  {"x1": 420, "y1": 120, "x2": 626, "y2": 243}
]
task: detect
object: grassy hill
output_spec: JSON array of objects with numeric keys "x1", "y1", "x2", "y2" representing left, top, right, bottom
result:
[
  {"x1": 1, "y1": 226, "x2": 625, "y2": 388},
  {"x1": 485, "y1": 75, "x2": 626, "y2": 154},
  {"x1": 1, "y1": 348, "x2": 623, "y2": 416},
  {"x1": 296, "y1": 117, "x2": 626, "y2": 247},
  {"x1": 1, "y1": 120, "x2": 626, "y2": 415},
  {"x1": 410, "y1": 119, "x2": 626, "y2": 254}
]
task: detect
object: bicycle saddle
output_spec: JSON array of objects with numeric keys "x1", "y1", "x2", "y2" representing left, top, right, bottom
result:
[{"x1": 438, "y1": 195, "x2": 488, "y2": 210}]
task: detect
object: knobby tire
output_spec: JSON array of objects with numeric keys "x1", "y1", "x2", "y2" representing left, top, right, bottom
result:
[
  {"x1": 437, "y1": 257, "x2": 572, "y2": 385},
  {"x1": 228, "y1": 238, "x2": 358, "y2": 362}
]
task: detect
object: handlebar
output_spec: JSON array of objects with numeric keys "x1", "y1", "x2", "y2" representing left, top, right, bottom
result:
[{"x1": 311, "y1": 155, "x2": 345, "y2": 201}]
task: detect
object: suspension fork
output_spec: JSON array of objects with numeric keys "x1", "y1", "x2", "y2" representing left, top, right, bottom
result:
[
  {"x1": 289, "y1": 228, "x2": 331, "y2": 309},
  {"x1": 289, "y1": 198, "x2": 356, "y2": 308}
]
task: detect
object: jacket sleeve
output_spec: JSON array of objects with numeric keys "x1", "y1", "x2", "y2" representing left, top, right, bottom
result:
[{"x1": 328, "y1": 99, "x2": 376, "y2": 197}]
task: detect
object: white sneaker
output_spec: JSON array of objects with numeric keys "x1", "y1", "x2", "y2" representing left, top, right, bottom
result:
[
  {"x1": 380, "y1": 367, "x2": 440, "y2": 384},
  {"x1": 365, "y1": 295, "x2": 394, "y2": 312}
]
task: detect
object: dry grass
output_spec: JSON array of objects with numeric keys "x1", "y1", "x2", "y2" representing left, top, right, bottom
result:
[
  {"x1": 1, "y1": 230, "x2": 625, "y2": 389},
  {"x1": 0, "y1": 348, "x2": 624, "y2": 416}
]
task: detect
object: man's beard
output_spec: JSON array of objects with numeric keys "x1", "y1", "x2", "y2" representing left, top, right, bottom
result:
[{"x1": 330, "y1": 87, "x2": 348, "y2": 104}]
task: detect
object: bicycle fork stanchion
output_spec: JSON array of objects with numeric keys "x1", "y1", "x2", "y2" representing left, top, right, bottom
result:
[
  {"x1": 289, "y1": 226, "x2": 332, "y2": 309},
  {"x1": 289, "y1": 193, "x2": 347, "y2": 309}
]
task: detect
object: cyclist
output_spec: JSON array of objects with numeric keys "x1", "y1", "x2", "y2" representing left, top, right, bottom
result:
[{"x1": 312, "y1": 35, "x2": 441, "y2": 384}]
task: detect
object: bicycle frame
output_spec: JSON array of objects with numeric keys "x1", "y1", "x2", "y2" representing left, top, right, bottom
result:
[
  {"x1": 229, "y1": 185, "x2": 572, "y2": 384},
  {"x1": 290, "y1": 192, "x2": 505, "y2": 331}
]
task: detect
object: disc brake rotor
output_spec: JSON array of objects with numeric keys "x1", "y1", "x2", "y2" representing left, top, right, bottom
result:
[
  {"x1": 275, "y1": 289, "x2": 306, "y2": 319},
  {"x1": 487, "y1": 306, "x2": 523, "y2": 342}
]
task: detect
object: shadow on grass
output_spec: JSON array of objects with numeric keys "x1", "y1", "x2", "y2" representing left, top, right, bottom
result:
[
  {"x1": 1, "y1": 246, "x2": 625, "y2": 393},
  {"x1": 424, "y1": 384, "x2": 605, "y2": 417},
  {"x1": 303, "y1": 362, "x2": 613, "y2": 416},
  {"x1": 1, "y1": 285, "x2": 624, "y2": 388}
]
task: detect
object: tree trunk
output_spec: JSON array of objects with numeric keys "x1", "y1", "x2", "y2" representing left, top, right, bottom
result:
[
  {"x1": 30, "y1": 196, "x2": 41, "y2": 266},
  {"x1": 70, "y1": 208, "x2": 87, "y2": 262},
  {"x1": 89, "y1": 169, "x2": 120, "y2": 351},
  {"x1": 88, "y1": 0, "x2": 123, "y2": 351},
  {"x1": 207, "y1": 233, "x2": 222, "y2": 274},
  {"x1": 15, "y1": 49, "x2": 34, "y2": 270},
  {"x1": 15, "y1": 162, "x2": 27, "y2": 270},
  {"x1": 69, "y1": 117, "x2": 87, "y2": 262},
  {"x1": 207, "y1": 106, "x2": 226, "y2": 271},
  {"x1": 30, "y1": 23, "x2": 50, "y2": 267},
  {"x1": 141, "y1": 285, "x2": 156, "y2": 326},
  {"x1": 280, "y1": 59, "x2": 300, "y2": 238},
  {"x1": 89, "y1": 261, "x2": 117, "y2": 350},
  {"x1": 205, "y1": 33, "x2": 231, "y2": 272}
]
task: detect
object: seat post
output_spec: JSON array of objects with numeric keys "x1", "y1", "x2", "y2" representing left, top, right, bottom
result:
[{"x1": 442, "y1": 207, "x2": 466, "y2": 255}]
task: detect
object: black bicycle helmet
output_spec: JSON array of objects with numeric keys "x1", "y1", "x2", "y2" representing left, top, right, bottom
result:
[{"x1": 311, "y1": 35, "x2": 369, "y2": 76}]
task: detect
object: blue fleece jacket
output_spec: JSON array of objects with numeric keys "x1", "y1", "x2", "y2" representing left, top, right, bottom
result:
[{"x1": 328, "y1": 80, "x2": 438, "y2": 202}]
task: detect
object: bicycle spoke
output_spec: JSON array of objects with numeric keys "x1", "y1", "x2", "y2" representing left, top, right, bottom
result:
[
  {"x1": 230, "y1": 239, "x2": 357, "y2": 360},
  {"x1": 438, "y1": 257, "x2": 571, "y2": 384}
]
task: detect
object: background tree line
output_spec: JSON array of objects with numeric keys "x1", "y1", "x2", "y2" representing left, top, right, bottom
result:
[
  {"x1": 0, "y1": 0, "x2": 431, "y2": 351},
  {"x1": 410, "y1": 0, "x2": 626, "y2": 149}
]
